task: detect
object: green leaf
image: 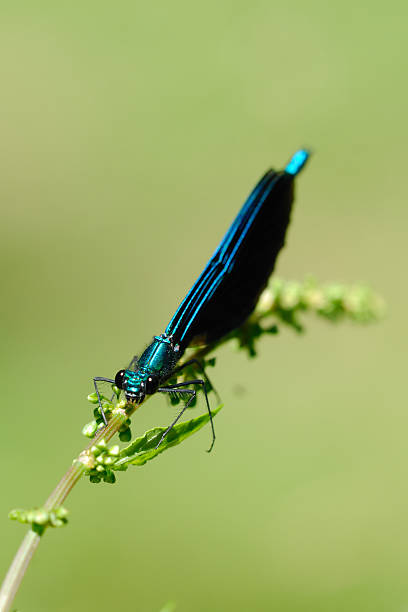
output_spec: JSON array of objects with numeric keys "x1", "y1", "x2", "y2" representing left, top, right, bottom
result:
[{"x1": 114, "y1": 405, "x2": 222, "y2": 469}]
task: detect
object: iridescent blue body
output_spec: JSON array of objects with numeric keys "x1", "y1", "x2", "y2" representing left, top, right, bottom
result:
[
  {"x1": 94, "y1": 149, "x2": 310, "y2": 449},
  {"x1": 121, "y1": 335, "x2": 180, "y2": 402}
]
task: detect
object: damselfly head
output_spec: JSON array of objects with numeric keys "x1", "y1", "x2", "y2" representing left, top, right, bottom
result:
[
  {"x1": 115, "y1": 368, "x2": 159, "y2": 401},
  {"x1": 115, "y1": 369, "x2": 145, "y2": 403}
]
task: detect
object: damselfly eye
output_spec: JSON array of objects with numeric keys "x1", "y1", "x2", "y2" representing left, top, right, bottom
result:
[
  {"x1": 114, "y1": 369, "x2": 126, "y2": 389},
  {"x1": 145, "y1": 375, "x2": 159, "y2": 395}
]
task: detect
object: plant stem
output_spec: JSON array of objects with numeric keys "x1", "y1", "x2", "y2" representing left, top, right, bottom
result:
[
  {"x1": 0, "y1": 409, "x2": 139, "y2": 612},
  {"x1": 0, "y1": 347, "x2": 216, "y2": 612},
  {"x1": 0, "y1": 530, "x2": 40, "y2": 612}
]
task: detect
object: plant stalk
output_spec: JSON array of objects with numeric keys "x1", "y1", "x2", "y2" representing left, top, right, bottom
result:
[{"x1": 0, "y1": 346, "x2": 215, "y2": 612}]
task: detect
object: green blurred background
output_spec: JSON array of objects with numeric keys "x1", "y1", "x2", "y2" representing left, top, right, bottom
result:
[{"x1": 0, "y1": 1, "x2": 406, "y2": 611}]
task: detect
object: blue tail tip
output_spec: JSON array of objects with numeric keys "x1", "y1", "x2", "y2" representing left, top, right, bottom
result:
[{"x1": 284, "y1": 149, "x2": 310, "y2": 176}]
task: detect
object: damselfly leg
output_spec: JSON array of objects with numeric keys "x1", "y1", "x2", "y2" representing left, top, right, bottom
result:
[
  {"x1": 172, "y1": 358, "x2": 221, "y2": 404},
  {"x1": 127, "y1": 355, "x2": 139, "y2": 371},
  {"x1": 93, "y1": 376, "x2": 115, "y2": 426},
  {"x1": 157, "y1": 378, "x2": 216, "y2": 452}
]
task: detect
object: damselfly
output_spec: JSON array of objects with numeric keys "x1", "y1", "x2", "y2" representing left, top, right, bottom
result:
[{"x1": 94, "y1": 149, "x2": 309, "y2": 451}]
